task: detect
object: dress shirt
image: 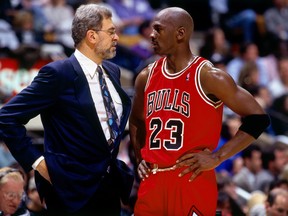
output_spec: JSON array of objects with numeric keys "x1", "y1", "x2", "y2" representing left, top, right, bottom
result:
[
  {"x1": 32, "y1": 50, "x2": 123, "y2": 169},
  {"x1": 74, "y1": 49, "x2": 123, "y2": 140}
]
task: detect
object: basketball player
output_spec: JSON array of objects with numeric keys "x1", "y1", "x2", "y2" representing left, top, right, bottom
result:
[{"x1": 129, "y1": 7, "x2": 270, "y2": 216}]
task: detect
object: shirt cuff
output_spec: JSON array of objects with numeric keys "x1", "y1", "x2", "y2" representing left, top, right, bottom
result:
[{"x1": 32, "y1": 156, "x2": 44, "y2": 170}]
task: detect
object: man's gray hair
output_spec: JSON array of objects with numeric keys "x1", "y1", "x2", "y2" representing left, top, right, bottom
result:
[{"x1": 72, "y1": 4, "x2": 112, "y2": 47}]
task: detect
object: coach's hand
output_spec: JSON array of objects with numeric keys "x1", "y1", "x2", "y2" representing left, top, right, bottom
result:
[
  {"x1": 174, "y1": 148, "x2": 220, "y2": 182},
  {"x1": 137, "y1": 160, "x2": 150, "y2": 180},
  {"x1": 36, "y1": 159, "x2": 52, "y2": 184}
]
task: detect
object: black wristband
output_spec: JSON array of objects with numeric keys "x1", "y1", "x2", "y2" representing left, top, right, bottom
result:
[{"x1": 239, "y1": 114, "x2": 270, "y2": 139}]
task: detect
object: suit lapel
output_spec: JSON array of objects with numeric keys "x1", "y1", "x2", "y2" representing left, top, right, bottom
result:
[
  {"x1": 68, "y1": 55, "x2": 131, "y2": 151},
  {"x1": 69, "y1": 55, "x2": 104, "y2": 136}
]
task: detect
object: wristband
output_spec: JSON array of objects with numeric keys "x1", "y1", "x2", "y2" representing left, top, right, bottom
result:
[{"x1": 239, "y1": 114, "x2": 270, "y2": 139}]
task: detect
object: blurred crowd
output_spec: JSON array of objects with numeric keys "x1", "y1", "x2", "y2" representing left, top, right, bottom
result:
[{"x1": 2, "y1": 0, "x2": 288, "y2": 215}]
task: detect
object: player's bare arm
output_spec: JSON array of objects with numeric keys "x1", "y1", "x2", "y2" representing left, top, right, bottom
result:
[
  {"x1": 175, "y1": 63, "x2": 270, "y2": 182},
  {"x1": 129, "y1": 67, "x2": 150, "y2": 179}
]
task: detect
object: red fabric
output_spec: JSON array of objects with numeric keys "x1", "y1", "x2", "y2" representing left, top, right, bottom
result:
[
  {"x1": 142, "y1": 56, "x2": 223, "y2": 166},
  {"x1": 136, "y1": 56, "x2": 223, "y2": 215},
  {"x1": 134, "y1": 168, "x2": 217, "y2": 216}
]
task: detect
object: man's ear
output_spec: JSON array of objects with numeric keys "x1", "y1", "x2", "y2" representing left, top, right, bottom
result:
[
  {"x1": 87, "y1": 29, "x2": 97, "y2": 43},
  {"x1": 177, "y1": 27, "x2": 185, "y2": 40}
]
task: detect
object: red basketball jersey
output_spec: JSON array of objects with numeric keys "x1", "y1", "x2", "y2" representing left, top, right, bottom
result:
[{"x1": 142, "y1": 56, "x2": 223, "y2": 166}]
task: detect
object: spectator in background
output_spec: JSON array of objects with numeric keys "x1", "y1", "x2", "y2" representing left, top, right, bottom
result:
[
  {"x1": 2, "y1": 24, "x2": 43, "y2": 77},
  {"x1": 107, "y1": 0, "x2": 156, "y2": 35},
  {"x1": 215, "y1": 114, "x2": 243, "y2": 176},
  {"x1": 251, "y1": 179, "x2": 288, "y2": 215},
  {"x1": 232, "y1": 144, "x2": 274, "y2": 193},
  {"x1": 42, "y1": 0, "x2": 75, "y2": 56},
  {"x1": 0, "y1": 167, "x2": 29, "y2": 216},
  {"x1": 247, "y1": 191, "x2": 267, "y2": 216},
  {"x1": 237, "y1": 61, "x2": 260, "y2": 92},
  {"x1": 18, "y1": 0, "x2": 49, "y2": 43},
  {"x1": 269, "y1": 178, "x2": 288, "y2": 192},
  {"x1": 226, "y1": 42, "x2": 270, "y2": 86},
  {"x1": 12, "y1": 10, "x2": 41, "y2": 47},
  {"x1": 209, "y1": 0, "x2": 270, "y2": 44},
  {"x1": 21, "y1": 0, "x2": 48, "y2": 34},
  {"x1": 0, "y1": 0, "x2": 66, "y2": 61},
  {"x1": 212, "y1": 0, "x2": 273, "y2": 52},
  {"x1": 262, "y1": 50, "x2": 280, "y2": 85},
  {"x1": 249, "y1": 85, "x2": 273, "y2": 111},
  {"x1": 249, "y1": 85, "x2": 276, "y2": 137},
  {"x1": 223, "y1": 8, "x2": 256, "y2": 44},
  {"x1": 0, "y1": 0, "x2": 47, "y2": 36},
  {"x1": 268, "y1": 93, "x2": 288, "y2": 136},
  {"x1": 0, "y1": 142, "x2": 17, "y2": 168},
  {"x1": 217, "y1": 190, "x2": 245, "y2": 216},
  {"x1": 105, "y1": 0, "x2": 157, "y2": 73},
  {"x1": 131, "y1": 19, "x2": 153, "y2": 61},
  {"x1": 26, "y1": 175, "x2": 47, "y2": 216},
  {"x1": 216, "y1": 173, "x2": 246, "y2": 215},
  {"x1": 0, "y1": 19, "x2": 20, "y2": 57},
  {"x1": 265, "y1": 187, "x2": 288, "y2": 216},
  {"x1": 0, "y1": 0, "x2": 22, "y2": 25},
  {"x1": 199, "y1": 27, "x2": 232, "y2": 64},
  {"x1": 262, "y1": 142, "x2": 288, "y2": 190},
  {"x1": 280, "y1": 164, "x2": 288, "y2": 183},
  {"x1": 210, "y1": 51, "x2": 228, "y2": 72},
  {"x1": 264, "y1": 0, "x2": 288, "y2": 57},
  {"x1": 269, "y1": 57, "x2": 288, "y2": 99}
]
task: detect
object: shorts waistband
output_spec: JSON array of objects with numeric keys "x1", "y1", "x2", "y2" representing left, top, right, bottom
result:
[{"x1": 146, "y1": 162, "x2": 175, "y2": 174}]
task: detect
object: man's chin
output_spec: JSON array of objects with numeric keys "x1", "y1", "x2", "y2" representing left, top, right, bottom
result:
[
  {"x1": 105, "y1": 52, "x2": 116, "y2": 60},
  {"x1": 152, "y1": 47, "x2": 162, "y2": 55}
]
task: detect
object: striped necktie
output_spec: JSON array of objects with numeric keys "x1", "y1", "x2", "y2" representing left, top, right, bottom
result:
[{"x1": 97, "y1": 66, "x2": 120, "y2": 148}]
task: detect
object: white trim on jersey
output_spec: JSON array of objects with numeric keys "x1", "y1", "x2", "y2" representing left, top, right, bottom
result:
[
  {"x1": 145, "y1": 60, "x2": 158, "y2": 91},
  {"x1": 162, "y1": 56, "x2": 198, "y2": 79},
  {"x1": 195, "y1": 60, "x2": 223, "y2": 108}
]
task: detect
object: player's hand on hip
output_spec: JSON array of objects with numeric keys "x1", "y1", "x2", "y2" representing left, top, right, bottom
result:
[
  {"x1": 137, "y1": 160, "x2": 150, "y2": 180},
  {"x1": 174, "y1": 148, "x2": 219, "y2": 182}
]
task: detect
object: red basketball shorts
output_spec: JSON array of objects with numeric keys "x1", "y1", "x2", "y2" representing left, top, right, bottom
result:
[{"x1": 134, "y1": 168, "x2": 217, "y2": 216}]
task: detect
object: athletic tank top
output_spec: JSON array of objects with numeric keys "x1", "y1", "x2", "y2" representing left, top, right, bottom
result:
[{"x1": 141, "y1": 56, "x2": 224, "y2": 166}]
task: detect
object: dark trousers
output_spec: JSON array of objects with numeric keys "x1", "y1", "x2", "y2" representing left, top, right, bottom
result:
[{"x1": 43, "y1": 173, "x2": 121, "y2": 216}]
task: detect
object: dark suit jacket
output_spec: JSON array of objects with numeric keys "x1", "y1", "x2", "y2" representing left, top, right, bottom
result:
[{"x1": 0, "y1": 54, "x2": 133, "y2": 212}]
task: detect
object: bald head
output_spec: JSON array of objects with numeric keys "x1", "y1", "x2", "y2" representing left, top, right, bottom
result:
[
  {"x1": 266, "y1": 188, "x2": 288, "y2": 215},
  {"x1": 156, "y1": 7, "x2": 194, "y2": 37}
]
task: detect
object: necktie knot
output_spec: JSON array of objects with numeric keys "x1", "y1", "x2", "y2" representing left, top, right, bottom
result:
[{"x1": 97, "y1": 66, "x2": 103, "y2": 75}]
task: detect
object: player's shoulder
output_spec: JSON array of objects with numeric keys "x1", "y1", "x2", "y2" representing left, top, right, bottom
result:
[
  {"x1": 198, "y1": 65, "x2": 234, "y2": 96},
  {"x1": 136, "y1": 66, "x2": 150, "y2": 84},
  {"x1": 137, "y1": 58, "x2": 161, "y2": 79},
  {"x1": 200, "y1": 61, "x2": 227, "y2": 78}
]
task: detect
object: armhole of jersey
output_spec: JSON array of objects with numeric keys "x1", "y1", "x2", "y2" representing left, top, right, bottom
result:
[
  {"x1": 195, "y1": 60, "x2": 223, "y2": 108},
  {"x1": 144, "y1": 61, "x2": 158, "y2": 91}
]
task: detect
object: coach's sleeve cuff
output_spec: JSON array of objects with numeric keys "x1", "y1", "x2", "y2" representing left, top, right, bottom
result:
[{"x1": 32, "y1": 156, "x2": 44, "y2": 170}]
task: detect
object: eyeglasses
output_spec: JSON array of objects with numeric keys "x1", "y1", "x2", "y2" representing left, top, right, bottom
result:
[
  {"x1": 0, "y1": 169, "x2": 25, "y2": 201},
  {"x1": 2, "y1": 191, "x2": 24, "y2": 201},
  {"x1": 95, "y1": 29, "x2": 117, "y2": 38}
]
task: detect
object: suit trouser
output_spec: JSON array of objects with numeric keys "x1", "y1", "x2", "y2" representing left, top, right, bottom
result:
[{"x1": 42, "y1": 172, "x2": 121, "y2": 216}]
